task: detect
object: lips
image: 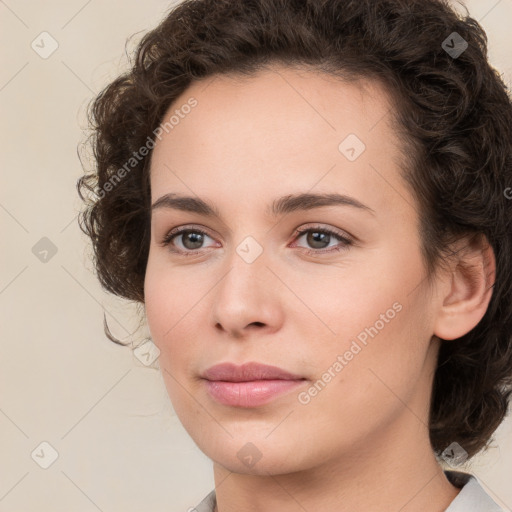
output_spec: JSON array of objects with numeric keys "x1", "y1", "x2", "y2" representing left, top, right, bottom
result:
[
  {"x1": 201, "y1": 362, "x2": 307, "y2": 407},
  {"x1": 201, "y1": 361, "x2": 305, "y2": 382}
]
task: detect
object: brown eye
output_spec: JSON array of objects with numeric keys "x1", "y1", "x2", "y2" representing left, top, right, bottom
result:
[
  {"x1": 161, "y1": 227, "x2": 217, "y2": 255},
  {"x1": 304, "y1": 230, "x2": 332, "y2": 249},
  {"x1": 179, "y1": 230, "x2": 206, "y2": 250},
  {"x1": 292, "y1": 226, "x2": 353, "y2": 255}
]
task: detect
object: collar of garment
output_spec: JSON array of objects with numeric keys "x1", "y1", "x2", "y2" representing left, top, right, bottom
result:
[{"x1": 192, "y1": 470, "x2": 504, "y2": 511}]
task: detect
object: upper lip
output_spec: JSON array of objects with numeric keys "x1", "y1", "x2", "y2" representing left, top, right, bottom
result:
[{"x1": 201, "y1": 362, "x2": 305, "y2": 382}]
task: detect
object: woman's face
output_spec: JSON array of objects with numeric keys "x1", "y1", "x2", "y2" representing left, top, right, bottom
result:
[{"x1": 144, "y1": 66, "x2": 443, "y2": 474}]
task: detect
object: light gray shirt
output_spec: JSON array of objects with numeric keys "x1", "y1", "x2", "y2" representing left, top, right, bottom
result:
[{"x1": 192, "y1": 471, "x2": 505, "y2": 511}]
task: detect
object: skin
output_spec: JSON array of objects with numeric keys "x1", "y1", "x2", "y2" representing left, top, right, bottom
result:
[{"x1": 144, "y1": 65, "x2": 495, "y2": 512}]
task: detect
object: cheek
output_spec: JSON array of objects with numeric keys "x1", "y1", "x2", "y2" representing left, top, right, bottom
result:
[
  {"x1": 144, "y1": 257, "x2": 216, "y2": 392},
  {"x1": 291, "y1": 246, "x2": 431, "y2": 402},
  {"x1": 144, "y1": 266, "x2": 194, "y2": 407},
  {"x1": 292, "y1": 291, "x2": 431, "y2": 455},
  {"x1": 144, "y1": 253, "x2": 196, "y2": 336},
  {"x1": 144, "y1": 268, "x2": 170, "y2": 345},
  {"x1": 290, "y1": 248, "x2": 419, "y2": 347}
]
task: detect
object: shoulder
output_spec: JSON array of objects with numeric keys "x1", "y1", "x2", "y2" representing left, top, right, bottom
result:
[
  {"x1": 192, "y1": 488, "x2": 216, "y2": 512},
  {"x1": 191, "y1": 473, "x2": 505, "y2": 512},
  {"x1": 444, "y1": 470, "x2": 505, "y2": 512}
]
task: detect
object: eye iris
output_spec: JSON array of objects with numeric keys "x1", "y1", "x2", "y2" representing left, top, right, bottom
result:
[
  {"x1": 182, "y1": 231, "x2": 204, "y2": 250},
  {"x1": 307, "y1": 231, "x2": 330, "y2": 249}
]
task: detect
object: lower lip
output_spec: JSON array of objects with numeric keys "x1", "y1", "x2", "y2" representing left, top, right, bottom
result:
[{"x1": 204, "y1": 379, "x2": 305, "y2": 407}]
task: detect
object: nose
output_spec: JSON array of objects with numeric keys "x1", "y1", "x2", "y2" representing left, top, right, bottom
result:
[{"x1": 211, "y1": 245, "x2": 284, "y2": 339}]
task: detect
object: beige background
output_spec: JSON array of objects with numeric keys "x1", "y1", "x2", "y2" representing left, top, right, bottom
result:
[{"x1": 1, "y1": 1, "x2": 511, "y2": 511}]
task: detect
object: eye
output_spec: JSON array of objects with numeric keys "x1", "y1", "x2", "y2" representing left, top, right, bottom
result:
[
  {"x1": 160, "y1": 224, "x2": 353, "y2": 256},
  {"x1": 291, "y1": 225, "x2": 353, "y2": 255},
  {"x1": 160, "y1": 226, "x2": 218, "y2": 256}
]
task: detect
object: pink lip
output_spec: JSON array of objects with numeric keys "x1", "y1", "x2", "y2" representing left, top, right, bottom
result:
[
  {"x1": 202, "y1": 362, "x2": 304, "y2": 382},
  {"x1": 201, "y1": 362, "x2": 306, "y2": 407}
]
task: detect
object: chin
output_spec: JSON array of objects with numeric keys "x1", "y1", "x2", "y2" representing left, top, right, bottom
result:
[{"x1": 198, "y1": 436, "x2": 314, "y2": 476}]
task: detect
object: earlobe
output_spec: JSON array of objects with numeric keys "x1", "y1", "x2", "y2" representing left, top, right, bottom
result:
[{"x1": 433, "y1": 235, "x2": 496, "y2": 341}]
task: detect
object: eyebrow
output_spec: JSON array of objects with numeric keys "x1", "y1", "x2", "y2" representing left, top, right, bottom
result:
[{"x1": 151, "y1": 192, "x2": 375, "y2": 218}]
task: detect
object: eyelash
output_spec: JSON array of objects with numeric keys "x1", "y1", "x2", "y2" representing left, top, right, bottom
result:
[{"x1": 160, "y1": 224, "x2": 353, "y2": 257}]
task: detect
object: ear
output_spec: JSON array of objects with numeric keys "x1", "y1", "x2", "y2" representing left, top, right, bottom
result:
[{"x1": 433, "y1": 234, "x2": 496, "y2": 341}]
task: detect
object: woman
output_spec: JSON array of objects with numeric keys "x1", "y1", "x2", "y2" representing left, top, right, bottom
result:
[{"x1": 77, "y1": 0, "x2": 512, "y2": 510}]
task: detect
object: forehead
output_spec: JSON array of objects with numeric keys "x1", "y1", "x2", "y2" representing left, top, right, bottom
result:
[{"x1": 149, "y1": 65, "x2": 414, "y2": 219}]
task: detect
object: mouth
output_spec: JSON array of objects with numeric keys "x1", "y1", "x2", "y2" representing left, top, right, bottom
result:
[
  {"x1": 203, "y1": 379, "x2": 306, "y2": 407},
  {"x1": 201, "y1": 361, "x2": 307, "y2": 407},
  {"x1": 201, "y1": 361, "x2": 305, "y2": 382}
]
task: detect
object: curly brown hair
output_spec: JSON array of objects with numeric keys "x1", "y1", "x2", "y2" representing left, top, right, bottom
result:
[{"x1": 77, "y1": 0, "x2": 512, "y2": 460}]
